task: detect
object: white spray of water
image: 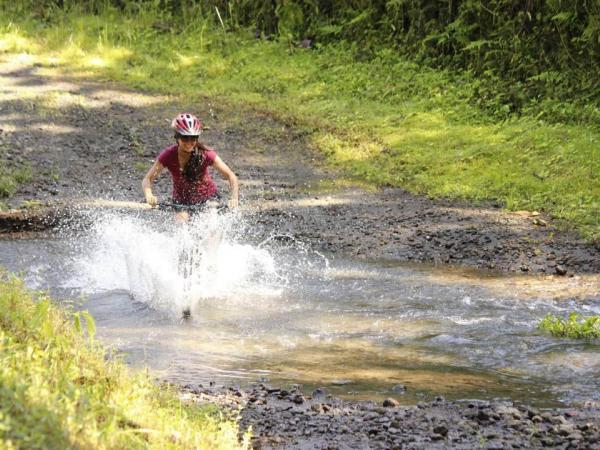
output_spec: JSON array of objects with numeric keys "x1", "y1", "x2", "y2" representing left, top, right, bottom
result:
[{"x1": 69, "y1": 210, "x2": 284, "y2": 316}]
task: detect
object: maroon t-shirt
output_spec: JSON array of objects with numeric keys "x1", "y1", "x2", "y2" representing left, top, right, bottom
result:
[{"x1": 157, "y1": 144, "x2": 218, "y2": 204}]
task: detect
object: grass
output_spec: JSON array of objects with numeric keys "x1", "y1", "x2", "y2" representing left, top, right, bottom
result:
[
  {"x1": 0, "y1": 270, "x2": 249, "y2": 449},
  {"x1": 539, "y1": 313, "x2": 600, "y2": 340},
  {"x1": 0, "y1": 7, "x2": 599, "y2": 240},
  {"x1": 0, "y1": 161, "x2": 32, "y2": 198}
]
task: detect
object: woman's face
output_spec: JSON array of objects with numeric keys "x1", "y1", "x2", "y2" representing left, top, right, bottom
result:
[{"x1": 177, "y1": 135, "x2": 198, "y2": 153}]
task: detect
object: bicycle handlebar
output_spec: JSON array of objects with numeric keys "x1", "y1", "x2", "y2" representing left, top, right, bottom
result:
[{"x1": 156, "y1": 200, "x2": 229, "y2": 213}]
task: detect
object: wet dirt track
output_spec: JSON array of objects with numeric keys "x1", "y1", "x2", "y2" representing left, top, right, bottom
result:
[{"x1": 2, "y1": 56, "x2": 600, "y2": 276}]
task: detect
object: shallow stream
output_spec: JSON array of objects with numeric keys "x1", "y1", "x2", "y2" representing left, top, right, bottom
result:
[{"x1": 1, "y1": 209, "x2": 599, "y2": 407}]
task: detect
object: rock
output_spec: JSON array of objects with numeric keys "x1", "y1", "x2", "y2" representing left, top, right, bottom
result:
[
  {"x1": 392, "y1": 384, "x2": 406, "y2": 393},
  {"x1": 551, "y1": 415, "x2": 568, "y2": 425},
  {"x1": 310, "y1": 404, "x2": 323, "y2": 413},
  {"x1": 278, "y1": 389, "x2": 290, "y2": 398},
  {"x1": 568, "y1": 431, "x2": 583, "y2": 441},
  {"x1": 312, "y1": 388, "x2": 327, "y2": 399},
  {"x1": 484, "y1": 442, "x2": 505, "y2": 450},
  {"x1": 232, "y1": 388, "x2": 243, "y2": 397},
  {"x1": 477, "y1": 410, "x2": 491, "y2": 421},
  {"x1": 331, "y1": 380, "x2": 352, "y2": 386},
  {"x1": 588, "y1": 432, "x2": 600, "y2": 444},
  {"x1": 433, "y1": 425, "x2": 448, "y2": 436},
  {"x1": 540, "y1": 437, "x2": 556, "y2": 446},
  {"x1": 557, "y1": 424, "x2": 575, "y2": 436},
  {"x1": 383, "y1": 398, "x2": 400, "y2": 407},
  {"x1": 362, "y1": 412, "x2": 380, "y2": 421},
  {"x1": 497, "y1": 405, "x2": 522, "y2": 420},
  {"x1": 507, "y1": 419, "x2": 523, "y2": 430},
  {"x1": 555, "y1": 265, "x2": 568, "y2": 275}
]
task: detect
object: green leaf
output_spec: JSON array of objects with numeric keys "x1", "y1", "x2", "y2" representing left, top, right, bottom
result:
[{"x1": 81, "y1": 311, "x2": 96, "y2": 342}]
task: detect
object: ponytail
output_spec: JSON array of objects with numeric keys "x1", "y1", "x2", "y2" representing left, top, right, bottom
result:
[{"x1": 182, "y1": 143, "x2": 207, "y2": 182}]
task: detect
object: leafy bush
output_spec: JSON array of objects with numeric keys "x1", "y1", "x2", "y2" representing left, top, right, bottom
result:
[{"x1": 539, "y1": 312, "x2": 600, "y2": 340}]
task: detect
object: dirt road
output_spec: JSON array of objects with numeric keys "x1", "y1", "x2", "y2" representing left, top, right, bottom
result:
[{"x1": 2, "y1": 56, "x2": 599, "y2": 277}]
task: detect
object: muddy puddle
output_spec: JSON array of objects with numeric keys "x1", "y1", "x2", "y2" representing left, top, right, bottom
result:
[{"x1": 1, "y1": 209, "x2": 599, "y2": 408}]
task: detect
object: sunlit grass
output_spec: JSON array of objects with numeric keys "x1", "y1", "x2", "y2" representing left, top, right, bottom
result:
[
  {"x1": 0, "y1": 25, "x2": 38, "y2": 53},
  {"x1": 0, "y1": 9, "x2": 599, "y2": 240},
  {"x1": 0, "y1": 271, "x2": 249, "y2": 449}
]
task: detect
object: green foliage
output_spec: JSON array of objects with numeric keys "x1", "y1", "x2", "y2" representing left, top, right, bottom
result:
[
  {"x1": 277, "y1": 1, "x2": 304, "y2": 41},
  {"x1": 0, "y1": 270, "x2": 248, "y2": 449},
  {"x1": 166, "y1": 1, "x2": 600, "y2": 124},
  {"x1": 0, "y1": 162, "x2": 32, "y2": 198},
  {"x1": 2, "y1": 0, "x2": 598, "y2": 124},
  {"x1": 539, "y1": 313, "x2": 600, "y2": 340},
  {"x1": 0, "y1": 6, "x2": 599, "y2": 240}
]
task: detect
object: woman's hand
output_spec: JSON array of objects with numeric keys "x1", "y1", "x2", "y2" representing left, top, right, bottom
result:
[
  {"x1": 145, "y1": 193, "x2": 158, "y2": 207},
  {"x1": 213, "y1": 156, "x2": 239, "y2": 210},
  {"x1": 228, "y1": 197, "x2": 239, "y2": 209}
]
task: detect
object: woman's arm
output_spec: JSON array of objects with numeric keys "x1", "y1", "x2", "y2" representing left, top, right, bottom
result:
[
  {"x1": 142, "y1": 160, "x2": 164, "y2": 206},
  {"x1": 213, "y1": 156, "x2": 239, "y2": 209}
]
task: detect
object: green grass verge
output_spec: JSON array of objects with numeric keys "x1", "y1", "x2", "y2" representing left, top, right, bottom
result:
[
  {"x1": 0, "y1": 7, "x2": 599, "y2": 240},
  {"x1": 539, "y1": 313, "x2": 600, "y2": 340},
  {"x1": 0, "y1": 161, "x2": 32, "y2": 199},
  {"x1": 0, "y1": 270, "x2": 249, "y2": 449}
]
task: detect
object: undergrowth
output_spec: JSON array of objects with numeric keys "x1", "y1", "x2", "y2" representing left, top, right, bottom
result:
[
  {"x1": 0, "y1": 5, "x2": 598, "y2": 240},
  {"x1": 539, "y1": 313, "x2": 600, "y2": 340},
  {"x1": 0, "y1": 270, "x2": 249, "y2": 449}
]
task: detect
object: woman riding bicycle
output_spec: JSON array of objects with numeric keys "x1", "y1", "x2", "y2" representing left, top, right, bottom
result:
[{"x1": 142, "y1": 113, "x2": 239, "y2": 220}]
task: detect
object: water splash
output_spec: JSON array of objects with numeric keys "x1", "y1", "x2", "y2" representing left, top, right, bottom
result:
[
  {"x1": 68, "y1": 209, "x2": 287, "y2": 317},
  {"x1": 1, "y1": 226, "x2": 599, "y2": 406}
]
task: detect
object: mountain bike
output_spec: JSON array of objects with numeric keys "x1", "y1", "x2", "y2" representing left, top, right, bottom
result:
[{"x1": 157, "y1": 200, "x2": 228, "y2": 318}]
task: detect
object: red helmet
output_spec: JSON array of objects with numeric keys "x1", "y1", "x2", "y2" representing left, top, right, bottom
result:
[{"x1": 171, "y1": 113, "x2": 202, "y2": 136}]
